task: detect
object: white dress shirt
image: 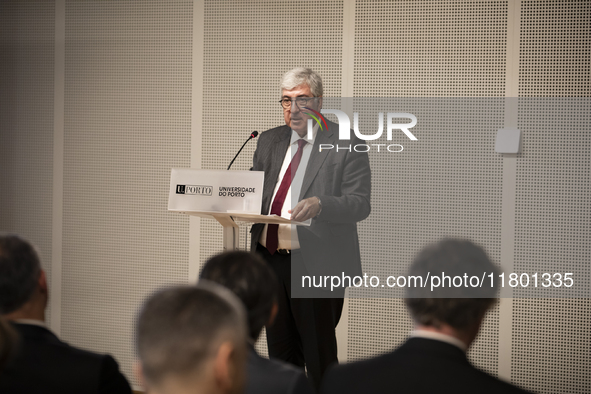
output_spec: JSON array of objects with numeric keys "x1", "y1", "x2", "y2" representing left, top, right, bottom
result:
[
  {"x1": 14, "y1": 318, "x2": 47, "y2": 329},
  {"x1": 259, "y1": 125, "x2": 318, "y2": 250},
  {"x1": 410, "y1": 329, "x2": 468, "y2": 352}
]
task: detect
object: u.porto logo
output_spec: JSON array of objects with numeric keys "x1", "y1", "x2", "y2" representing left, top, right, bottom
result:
[{"x1": 176, "y1": 184, "x2": 213, "y2": 196}]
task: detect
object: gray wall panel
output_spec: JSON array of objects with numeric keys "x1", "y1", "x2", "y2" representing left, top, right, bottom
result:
[
  {"x1": 349, "y1": 0, "x2": 509, "y2": 376},
  {"x1": 0, "y1": 0, "x2": 55, "y2": 323},
  {"x1": 61, "y1": 1, "x2": 192, "y2": 386},
  {"x1": 511, "y1": 1, "x2": 590, "y2": 391}
]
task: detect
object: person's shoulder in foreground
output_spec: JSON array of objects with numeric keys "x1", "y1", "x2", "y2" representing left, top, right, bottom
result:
[
  {"x1": 320, "y1": 338, "x2": 531, "y2": 394},
  {"x1": 3, "y1": 323, "x2": 131, "y2": 394},
  {"x1": 0, "y1": 233, "x2": 131, "y2": 394},
  {"x1": 248, "y1": 347, "x2": 315, "y2": 394},
  {"x1": 320, "y1": 238, "x2": 533, "y2": 394}
]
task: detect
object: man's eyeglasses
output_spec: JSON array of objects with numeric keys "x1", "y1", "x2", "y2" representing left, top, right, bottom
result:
[{"x1": 279, "y1": 97, "x2": 319, "y2": 109}]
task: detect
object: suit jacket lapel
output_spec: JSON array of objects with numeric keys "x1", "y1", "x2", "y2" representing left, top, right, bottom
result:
[
  {"x1": 299, "y1": 122, "x2": 334, "y2": 199},
  {"x1": 262, "y1": 126, "x2": 290, "y2": 212}
]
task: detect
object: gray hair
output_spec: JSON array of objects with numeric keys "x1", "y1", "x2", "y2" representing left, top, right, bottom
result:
[
  {"x1": 405, "y1": 239, "x2": 500, "y2": 332},
  {"x1": 136, "y1": 282, "x2": 247, "y2": 386},
  {"x1": 280, "y1": 67, "x2": 323, "y2": 96}
]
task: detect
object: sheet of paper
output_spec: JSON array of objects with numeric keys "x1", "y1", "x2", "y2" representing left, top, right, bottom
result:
[{"x1": 225, "y1": 212, "x2": 311, "y2": 226}]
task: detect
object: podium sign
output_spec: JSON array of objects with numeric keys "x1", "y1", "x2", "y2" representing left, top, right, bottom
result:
[
  {"x1": 168, "y1": 168, "x2": 309, "y2": 250},
  {"x1": 168, "y1": 168, "x2": 264, "y2": 214}
]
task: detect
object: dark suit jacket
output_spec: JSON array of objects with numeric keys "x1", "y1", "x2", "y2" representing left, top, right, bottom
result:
[
  {"x1": 251, "y1": 121, "x2": 371, "y2": 278},
  {"x1": 320, "y1": 338, "x2": 532, "y2": 394},
  {"x1": 245, "y1": 347, "x2": 315, "y2": 394},
  {"x1": 0, "y1": 323, "x2": 132, "y2": 394}
]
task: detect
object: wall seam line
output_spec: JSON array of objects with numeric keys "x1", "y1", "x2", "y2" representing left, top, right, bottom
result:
[
  {"x1": 50, "y1": 0, "x2": 65, "y2": 336},
  {"x1": 498, "y1": 0, "x2": 521, "y2": 383}
]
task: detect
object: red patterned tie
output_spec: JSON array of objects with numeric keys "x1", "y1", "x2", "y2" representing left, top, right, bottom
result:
[{"x1": 266, "y1": 139, "x2": 307, "y2": 255}]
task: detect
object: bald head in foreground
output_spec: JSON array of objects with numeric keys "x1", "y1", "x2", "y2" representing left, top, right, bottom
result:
[
  {"x1": 321, "y1": 238, "x2": 532, "y2": 394},
  {"x1": 135, "y1": 283, "x2": 248, "y2": 394}
]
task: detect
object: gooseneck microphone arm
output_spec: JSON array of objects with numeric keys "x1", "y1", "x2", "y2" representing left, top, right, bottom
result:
[{"x1": 227, "y1": 131, "x2": 259, "y2": 170}]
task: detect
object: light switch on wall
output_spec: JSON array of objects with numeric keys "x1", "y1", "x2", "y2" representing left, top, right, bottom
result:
[{"x1": 495, "y1": 128, "x2": 521, "y2": 153}]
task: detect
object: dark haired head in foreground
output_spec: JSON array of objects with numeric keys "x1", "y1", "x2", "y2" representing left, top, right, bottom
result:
[
  {"x1": 0, "y1": 234, "x2": 43, "y2": 316},
  {"x1": 320, "y1": 238, "x2": 532, "y2": 394},
  {"x1": 200, "y1": 251, "x2": 315, "y2": 394},
  {"x1": 136, "y1": 283, "x2": 248, "y2": 394},
  {"x1": 0, "y1": 234, "x2": 132, "y2": 394},
  {"x1": 200, "y1": 251, "x2": 279, "y2": 342}
]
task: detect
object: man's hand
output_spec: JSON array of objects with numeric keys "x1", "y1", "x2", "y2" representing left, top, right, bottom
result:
[{"x1": 289, "y1": 197, "x2": 321, "y2": 222}]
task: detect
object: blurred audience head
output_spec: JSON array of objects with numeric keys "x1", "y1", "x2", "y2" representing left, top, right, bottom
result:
[
  {"x1": 0, "y1": 234, "x2": 47, "y2": 320},
  {"x1": 405, "y1": 238, "x2": 500, "y2": 344},
  {"x1": 200, "y1": 251, "x2": 279, "y2": 342},
  {"x1": 136, "y1": 283, "x2": 248, "y2": 394},
  {"x1": 280, "y1": 67, "x2": 324, "y2": 96}
]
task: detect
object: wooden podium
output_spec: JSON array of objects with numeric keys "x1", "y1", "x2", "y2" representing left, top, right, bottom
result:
[{"x1": 167, "y1": 168, "x2": 309, "y2": 250}]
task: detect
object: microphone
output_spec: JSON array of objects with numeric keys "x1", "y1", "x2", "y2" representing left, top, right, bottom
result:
[{"x1": 227, "y1": 131, "x2": 259, "y2": 170}]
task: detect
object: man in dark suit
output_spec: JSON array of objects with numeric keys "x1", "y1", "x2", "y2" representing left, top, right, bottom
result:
[
  {"x1": 0, "y1": 234, "x2": 132, "y2": 394},
  {"x1": 200, "y1": 250, "x2": 315, "y2": 394},
  {"x1": 250, "y1": 67, "x2": 371, "y2": 388},
  {"x1": 320, "y1": 239, "x2": 533, "y2": 394}
]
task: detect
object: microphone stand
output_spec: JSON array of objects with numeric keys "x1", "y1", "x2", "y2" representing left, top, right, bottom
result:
[{"x1": 227, "y1": 132, "x2": 258, "y2": 170}]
